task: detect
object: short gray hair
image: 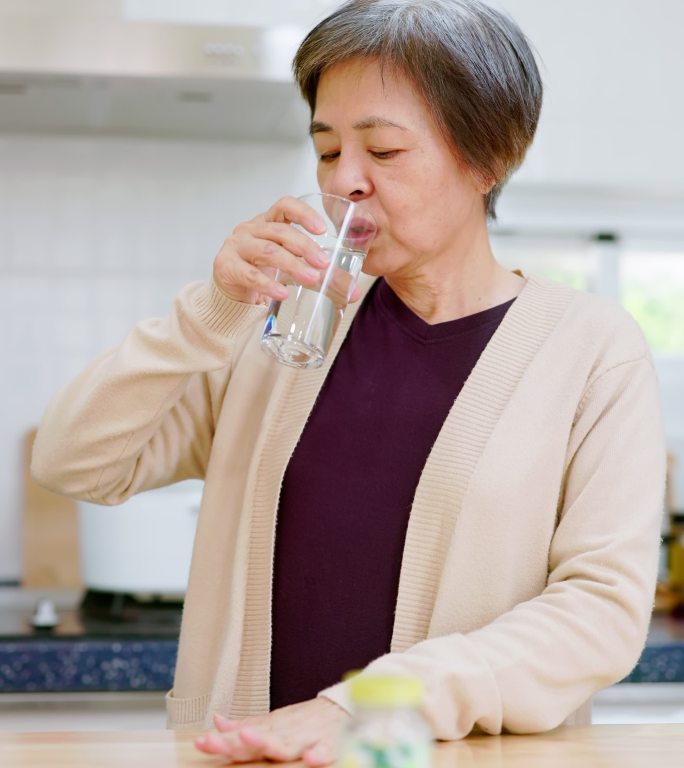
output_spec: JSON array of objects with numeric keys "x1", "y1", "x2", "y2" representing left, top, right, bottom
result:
[{"x1": 293, "y1": 0, "x2": 543, "y2": 219}]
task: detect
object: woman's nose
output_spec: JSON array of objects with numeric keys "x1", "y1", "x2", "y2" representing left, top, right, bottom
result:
[{"x1": 326, "y1": 155, "x2": 373, "y2": 201}]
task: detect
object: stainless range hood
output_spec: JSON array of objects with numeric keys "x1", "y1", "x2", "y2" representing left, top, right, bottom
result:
[{"x1": 0, "y1": 2, "x2": 310, "y2": 141}]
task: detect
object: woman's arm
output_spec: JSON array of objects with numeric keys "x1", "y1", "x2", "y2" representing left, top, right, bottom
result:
[
  {"x1": 320, "y1": 354, "x2": 666, "y2": 738},
  {"x1": 31, "y1": 280, "x2": 265, "y2": 504},
  {"x1": 31, "y1": 195, "x2": 334, "y2": 504}
]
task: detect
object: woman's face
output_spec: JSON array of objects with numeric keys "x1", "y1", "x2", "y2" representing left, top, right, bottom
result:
[{"x1": 312, "y1": 58, "x2": 488, "y2": 278}]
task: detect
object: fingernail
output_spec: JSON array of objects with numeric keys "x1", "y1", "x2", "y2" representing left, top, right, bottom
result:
[
  {"x1": 310, "y1": 218, "x2": 326, "y2": 234},
  {"x1": 303, "y1": 267, "x2": 320, "y2": 280}
]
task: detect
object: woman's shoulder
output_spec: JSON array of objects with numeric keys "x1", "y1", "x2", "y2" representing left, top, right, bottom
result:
[{"x1": 522, "y1": 273, "x2": 652, "y2": 368}]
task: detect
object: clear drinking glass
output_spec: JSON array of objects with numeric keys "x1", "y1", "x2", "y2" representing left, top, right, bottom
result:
[{"x1": 260, "y1": 193, "x2": 376, "y2": 369}]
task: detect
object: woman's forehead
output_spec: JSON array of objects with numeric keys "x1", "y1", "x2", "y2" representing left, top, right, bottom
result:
[
  {"x1": 317, "y1": 58, "x2": 407, "y2": 95},
  {"x1": 314, "y1": 59, "x2": 429, "y2": 129}
]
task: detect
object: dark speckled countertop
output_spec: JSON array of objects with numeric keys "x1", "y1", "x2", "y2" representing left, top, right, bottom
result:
[
  {"x1": 1, "y1": 588, "x2": 683, "y2": 693},
  {"x1": 623, "y1": 612, "x2": 684, "y2": 683},
  {"x1": 0, "y1": 589, "x2": 178, "y2": 693}
]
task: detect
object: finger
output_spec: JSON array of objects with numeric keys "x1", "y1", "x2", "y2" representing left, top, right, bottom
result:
[
  {"x1": 194, "y1": 732, "x2": 232, "y2": 757},
  {"x1": 244, "y1": 238, "x2": 325, "y2": 287},
  {"x1": 264, "y1": 196, "x2": 326, "y2": 235},
  {"x1": 250, "y1": 221, "x2": 330, "y2": 269},
  {"x1": 323, "y1": 266, "x2": 357, "y2": 309},
  {"x1": 213, "y1": 712, "x2": 241, "y2": 733},
  {"x1": 237, "y1": 726, "x2": 267, "y2": 748},
  {"x1": 303, "y1": 743, "x2": 335, "y2": 767},
  {"x1": 349, "y1": 283, "x2": 363, "y2": 303},
  {"x1": 262, "y1": 738, "x2": 310, "y2": 762},
  {"x1": 240, "y1": 727, "x2": 318, "y2": 763},
  {"x1": 195, "y1": 731, "x2": 263, "y2": 762},
  {"x1": 233, "y1": 259, "x2": 289, "y2": 302}
]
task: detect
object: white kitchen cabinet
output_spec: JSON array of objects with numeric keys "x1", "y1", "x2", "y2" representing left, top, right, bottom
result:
[
  {"x1": 0, "y1": 692, "x2": 166, "y2": 731},
  {"x1": 122, "y1": 0, "x2": 340, "y2": 28},
  {"x1": 2, "y1": 685, "x2": 683, "y2": 731},
  {"x1": 593, "y1": 683, "x2": 684, "y2": 724},
  {"x1": 494, "y1": 0, "x2": 684, "y2": 192}
]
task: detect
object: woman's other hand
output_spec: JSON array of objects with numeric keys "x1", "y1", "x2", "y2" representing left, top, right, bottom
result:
[
  {"x1": 194, "y1": 697, "x2": 348, "y2": 766},
  {"x1": 213, "y1": 196, "x2": 332, "y2": 305}
]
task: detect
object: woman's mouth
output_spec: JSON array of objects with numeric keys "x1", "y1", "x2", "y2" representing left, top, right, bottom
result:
[{"x1": 346, "y1": 218, "x2": 378, "y2": 247}]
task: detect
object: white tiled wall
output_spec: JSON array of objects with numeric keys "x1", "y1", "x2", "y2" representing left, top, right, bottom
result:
[{"x1": 0, "y1": 133, "x2": 317, "y2": 581}]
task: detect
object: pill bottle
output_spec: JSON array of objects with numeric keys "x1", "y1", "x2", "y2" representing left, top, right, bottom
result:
[{"x1": 338, "y1": 675, "x2": 432, "y2": 768}]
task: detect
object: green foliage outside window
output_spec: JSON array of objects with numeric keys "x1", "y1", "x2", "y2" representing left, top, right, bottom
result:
[{"x1": 621, "y1": 253, "x2": 684, "y2": 355}]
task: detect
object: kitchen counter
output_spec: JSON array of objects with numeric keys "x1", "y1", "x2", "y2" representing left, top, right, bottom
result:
[
  {"x1": 624, "y1": 612, "x2": 684, "y2": 683},
  {"x1": 0, "y1": 588, "x2": 178, "y2": 693},
  {"x1": 1, "y1": 588, "x2": 684, "y2": 693},
  {"x1": 1, "y1": 725, "x2": 684, "y2": 768}
]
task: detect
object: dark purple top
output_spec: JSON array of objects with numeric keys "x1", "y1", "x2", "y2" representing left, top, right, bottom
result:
[{"x1": 269, "y1": 279, "x2": 514, "y2": 709}]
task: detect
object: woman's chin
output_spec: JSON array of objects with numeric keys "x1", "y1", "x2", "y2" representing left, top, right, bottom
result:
[{"x1": 361, "y1": 249, "x2": 392, "y2": 277}]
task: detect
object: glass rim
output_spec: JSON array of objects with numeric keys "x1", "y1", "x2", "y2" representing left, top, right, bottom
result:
[
  {"x1": 296, "y1": 192, "x2": 355, "y2": 205},
  {"x1": 296, "y1": 191, "x2": 376, "y2": 227}
]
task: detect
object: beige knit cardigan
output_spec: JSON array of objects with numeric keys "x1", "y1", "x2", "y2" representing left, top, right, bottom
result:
[{"x1": 32, "y1": 274, "x2": 666, "y2": 739}]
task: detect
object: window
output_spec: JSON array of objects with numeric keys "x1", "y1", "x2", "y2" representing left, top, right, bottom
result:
[
  {"x1": 492, "y1": 231, "x2": 684, "y2": 357},
  {"x1": 491, "y1": 233, "x2": 597, "y2": 292},
  {"x1": 621, "y1": 247, "x2": 684, "y2": 356}
]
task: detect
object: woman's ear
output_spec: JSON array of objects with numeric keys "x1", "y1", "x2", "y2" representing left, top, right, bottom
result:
[
  {"x1": 471, "y1": 168, "x2": 497, "y2": 195},
  {"x1": 449, "y1": 143, "x2": 498, "y2": 195}
]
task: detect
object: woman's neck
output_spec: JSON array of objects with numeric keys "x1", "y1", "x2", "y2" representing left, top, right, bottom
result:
[{"x1": 384, "y1": 240, "x2": 525, "y2": 325}]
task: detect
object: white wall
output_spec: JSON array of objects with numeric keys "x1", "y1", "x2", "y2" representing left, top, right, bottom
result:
[
  {"x1": 0, "y1": 133, "x2": 317, "y2": 581},
  {"x1": 494, "y1": 0, "x2": 684, "y2": 191}
]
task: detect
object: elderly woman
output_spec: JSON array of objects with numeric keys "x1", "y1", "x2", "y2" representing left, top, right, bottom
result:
[{"x1": 32, "y1": 0, "x2": 665, "y2": 763}]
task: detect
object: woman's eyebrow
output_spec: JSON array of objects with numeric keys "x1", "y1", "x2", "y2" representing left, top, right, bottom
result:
[{"x1": 309, "y1": 116, "x2": 408, "y2": 136}]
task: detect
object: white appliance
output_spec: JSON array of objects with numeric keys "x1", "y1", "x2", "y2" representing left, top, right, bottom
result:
[
  {"x1": 77, "y1": 480, "x2": 203, "y2": 595},
  {"x1": 0, "y1": 0, "x2": 309, "y2": 141}
]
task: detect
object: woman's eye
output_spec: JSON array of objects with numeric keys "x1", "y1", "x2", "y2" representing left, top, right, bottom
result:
[
  {"x1": 319, "y1": 152, "x2": 340, "y2": 163},
  {"x1": 371, "y1": 150, "x2": 400, "y2": 160}
]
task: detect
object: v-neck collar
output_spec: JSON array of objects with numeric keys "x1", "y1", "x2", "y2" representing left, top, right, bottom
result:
[{"x1": 374, "y1": 277, "x2": 517, "y2": 344}]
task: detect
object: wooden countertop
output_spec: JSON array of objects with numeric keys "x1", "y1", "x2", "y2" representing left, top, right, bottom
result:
[{"x1": 1, "y1": 725, "x2": 683, "y2": 768}]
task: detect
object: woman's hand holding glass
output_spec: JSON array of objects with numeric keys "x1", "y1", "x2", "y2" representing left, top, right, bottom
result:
[{"x1": 212, "y1": 196, "x2": 335, "y2": 306}]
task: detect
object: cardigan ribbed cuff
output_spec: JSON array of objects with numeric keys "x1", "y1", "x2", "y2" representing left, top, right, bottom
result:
[
  {"x1": 191, "y1": 280, "x2": 267, "y2": 337},
  {"x1": 318, "y1": 683, "x2": 352, "y2": 715},
  {"x1": 165, "y1": 690, "x2": 211, "y2": 728}
]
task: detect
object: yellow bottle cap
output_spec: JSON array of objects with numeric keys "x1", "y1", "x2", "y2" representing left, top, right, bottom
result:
[{"x1": 349, "y1": 675, "x2": 424, "y2": 708}]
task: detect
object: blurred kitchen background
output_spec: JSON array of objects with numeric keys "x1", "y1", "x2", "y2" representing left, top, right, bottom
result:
[{"x1": 1, "y1": 0, "x2": 683, "y2": 730}]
